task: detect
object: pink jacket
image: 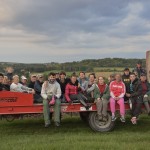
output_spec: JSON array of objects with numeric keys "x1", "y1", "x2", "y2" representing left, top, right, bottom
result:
[{"x1": 109, "y1": 80, "x2": 126, "y2": 98}]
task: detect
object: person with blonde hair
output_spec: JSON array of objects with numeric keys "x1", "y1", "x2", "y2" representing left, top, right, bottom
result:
[{"x1": 10, "y1": 75, "x2": 34, "y2": 94}]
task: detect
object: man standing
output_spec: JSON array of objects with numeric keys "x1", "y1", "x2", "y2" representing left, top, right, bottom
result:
[
  {"x1": 133, "y1": 60, "x2": 146, "y2": 78},
  {"x1": 41, "y1": 72, "x2": 61, "y2": 128}
]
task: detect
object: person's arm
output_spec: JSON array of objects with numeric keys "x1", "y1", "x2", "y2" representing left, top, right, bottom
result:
[
  {"x1": 146, "y1": 82, "x2": 150, "y2": 96},
  {"x1": 109, "y1": 82, "x2": 115, "y2": 98},
  {"x1": 65, "y1": 84, "x2": 71, "y2": 102},
  {"x1": 87, "y1": 84, "x2": 96, "y2": 93},
  {"x1": 41, "y1": 82, "x2": 48, "y2": 100},
  {"x1": 55, "y1": 83, "x2": 61, "y2": 99},
  {"x1": 118, "y1": 83, "x2": 126, "y2": 98},
  {"x1": 130, "y1": 82, "x2": 142, "y2": 97},
  {"x1": 102, "y1": 85, "x2": 110, "y2": 100},
  {"x1": 34, "y1": 82, "x2": 41, "y2": 93}
]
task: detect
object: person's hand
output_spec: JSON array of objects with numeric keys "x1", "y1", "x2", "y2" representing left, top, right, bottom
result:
[
  {"x1": 47, "y1": 95, "x2": 52, "y2": 100},
  {"x1": 144, "y1": 94, "x2": 148, "y2": 98},
  {"x1": 126, "y1": 93, "x2": 131, "y2": 97},
  {"x1": 31, "y1": 89, "x2": 35, "y2": 94},
  {"x1": 114, "y1": 97, "x2": 119, "y2": 101}
]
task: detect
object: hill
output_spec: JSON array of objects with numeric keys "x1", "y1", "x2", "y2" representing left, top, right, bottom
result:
[{"x1": 0, "y1": 58, "x2": 146, "y2": 75}]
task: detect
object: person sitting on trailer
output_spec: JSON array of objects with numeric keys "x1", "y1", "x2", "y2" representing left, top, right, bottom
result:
[
  {"x1": 2, "y1": 76, "x2": 10, "y2": 91},
  {"x1": 140, "y1": 73, "x2": 150, "y2": 115},
  {"x1": 65, "y1": 73, "x2": 91, "y2": 110},
  {"x1": 78, "y1": 71, "x2": 88, "y2": 92},
  {"x1": 28, "y1": 74, "x2": 37, "y2": 89},
  {"x1": 109, "y1": 74, "x2": 126, "y2": 122},
  {"x1": 57, "y1": 71, "x2": 70, "y2": 102},
  {"x1": 20, "y1": 75, "x2": 28, "y2": 86},
  {"x1": 85, "y1": 73, "x2": 97, "y2": 101},
  {"x1": 94, "y1": 76, "x2": 110, "y2": 122},
  {"x1": 126, "y1": 73, "x2": 143, "y2": 125},
  {"x1": 10, "y1": 75, "x2": 35, "y2": 94},
  {"x1": 0, "y1": 73, "x2": 10, "y2": 91},
  {"x1": 41, "y1": 72, "x2": 61, "y2": 127},
  {"x1": 122, "y1": 68, "x2": 131, "y2": 102},
  {"x1": 34, "y1": 74, "x2": 44, "y2": 103}
]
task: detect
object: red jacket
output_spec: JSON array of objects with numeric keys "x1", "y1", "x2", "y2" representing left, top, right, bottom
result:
[
  {"x1": 65, "y1": 83, "x2": 78, "y2": 102},
  {"x1": 109, "y1": 80, "x2": 126, "y2": 98}
]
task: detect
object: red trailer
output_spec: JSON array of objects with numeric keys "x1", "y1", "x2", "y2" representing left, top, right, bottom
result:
[{"x1": 0, "y1": 91, "x2": 131, "y2": 132}]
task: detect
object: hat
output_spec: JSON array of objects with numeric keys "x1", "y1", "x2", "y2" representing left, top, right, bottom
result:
[
  {"x1": 124, "y1": 68, "x2": 130, "y2": 71},
  {"x1": 140, "y1": 73, "x2": 146, "y2": 76},
  {"x1": 21, "y1": 76, "x2": 27, "y2": 80}
]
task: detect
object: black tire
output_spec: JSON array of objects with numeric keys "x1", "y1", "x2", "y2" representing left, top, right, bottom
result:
[
  {"x1": 5, "y1": 115, "x2": 16, "y2": 122},
  {"x1": 88, "y1": 111, "x2": 115, "y2": 132},
  {"x1": 79, "y1": 112, "x2": 89, "y2": 122}
]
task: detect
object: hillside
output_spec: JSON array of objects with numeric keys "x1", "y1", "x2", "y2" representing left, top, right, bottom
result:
[{"x1": 0, "y1": 58, "x2": 146, "y2": 74}]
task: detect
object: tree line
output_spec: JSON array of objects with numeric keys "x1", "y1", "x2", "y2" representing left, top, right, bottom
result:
[{"x1": 0, "y1": 58, "x2": 146, "y2": 75}]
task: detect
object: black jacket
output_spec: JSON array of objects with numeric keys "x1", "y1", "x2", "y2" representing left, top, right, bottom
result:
[
  {"x1": 122, "y1": 73, "x2": 130, "y2": 93},
  {"x1": 0, "y1": 83, "x2": 10, "y2": 91},
  {"x1": 129, "y1": 78, "x2": 142, "y2": 98},
  {"x1": 34, "y1": 80, "x2": 43, "y2": 95}
]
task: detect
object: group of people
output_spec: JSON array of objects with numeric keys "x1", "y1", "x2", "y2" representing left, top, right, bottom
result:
[{"x1": 0, "y1": 61, "x2": 150, "y2": 127}]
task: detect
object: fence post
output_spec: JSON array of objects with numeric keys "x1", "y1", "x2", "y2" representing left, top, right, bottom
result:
[{"x1": 146, "y1": 51, "x2": 150, "y2": 83}]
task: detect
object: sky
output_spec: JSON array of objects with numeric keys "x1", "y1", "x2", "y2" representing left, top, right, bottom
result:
[{"x1": 0, "y1": 0, "x2": 150, "y2": 63}]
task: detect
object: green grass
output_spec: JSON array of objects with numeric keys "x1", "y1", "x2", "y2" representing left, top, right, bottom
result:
[{"x1": 0, "y1": 114, "x2": 150, "y2": 150}]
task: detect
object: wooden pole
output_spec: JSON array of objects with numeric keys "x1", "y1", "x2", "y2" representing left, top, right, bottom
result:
[{"x1": 146, "y1": 51, "x2": 150, "y2": 83}]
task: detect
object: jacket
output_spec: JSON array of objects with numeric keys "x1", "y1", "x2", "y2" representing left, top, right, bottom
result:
[
  {"x1": 94, "y1": 84, "x2": 110, "y2": 100},
  {"x1": 65, "y1": 82, "x2": 79, "y2": 102},
  {"x1": 129, "y1": 78, "x2": 142, "y2": 98},
  {"x1": 109, "y1": 80, "x2": 126, "y2": 98},
  {"x1": 34, "y1": 80, "x2": 43, "y2": 95}
]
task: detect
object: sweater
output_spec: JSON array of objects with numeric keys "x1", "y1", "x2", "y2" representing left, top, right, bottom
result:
[
  {"x1": 41, "y1": 81, "x2": 61, "y2": 100},
  {"x1": 109, "y1": 80, "x2": 126, "y2": 98}
]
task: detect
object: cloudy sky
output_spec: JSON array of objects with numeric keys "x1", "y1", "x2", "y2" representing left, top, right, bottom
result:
[{"x1": 0, "y1": 0, "x2": 150, "y2": 63}]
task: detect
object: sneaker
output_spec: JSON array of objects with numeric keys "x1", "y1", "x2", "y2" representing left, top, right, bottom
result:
[
  {"x1": 120, "y1": 117, "x2": 126, "y2": 123},
  {"x1": 131, "y1": 117, "x2": 137, "y2": 125},
  {"x1": 55, "y1": 122, "x2": 60, "y2": 127},
  {"x1": 111, "y1": 116, "x2": 116, "y2": 122}
]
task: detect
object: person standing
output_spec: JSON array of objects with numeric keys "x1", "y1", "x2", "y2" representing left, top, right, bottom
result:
[
  {"x1": 133, "y1": 60, "x2": 146, "y2": 78},
  {"x1": 126, "y1": 73, "x2": 143, "y2": 124},
  {"x1": 41, "y1": 72, "x2": 61, "y2": 128},
  {"x1": 109, "y1": 74, "x2": 126, "y2": 122}
]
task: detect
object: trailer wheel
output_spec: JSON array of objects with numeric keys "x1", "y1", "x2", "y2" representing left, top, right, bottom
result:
[
  {"x1": 88, "y1": 112, "x2": 115, "y2": 132},
  {"x1": 5, "y1": 115, "x2": 15, "y2": 122},
  {"x1": 79, "y1": 112, "x2": 89, "y2": 122}
]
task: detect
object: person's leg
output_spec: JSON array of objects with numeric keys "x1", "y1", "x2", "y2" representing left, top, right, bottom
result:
[
  {"x1": 117, "y1": 98, "x2": 125, "y2": 122},
  {"x1": 96, "y1": 98, "x2": 103, "y2": 120},
  {"x1": 130, "y1": 98, "x2": 136, "y2": 117},
  {"x1": 102, "y1": 98, "x2": 109, "y2": 117},
  {"x1": 43, "y1": 99, "x2": 50, "y2": 126},
  {"x1": 54, "y1": 99, "x2": 61, "y2": 125},
  {"x1": 143, "y1": 96, "x2": 150, "y2": 113},
  {"x1": 110, "y1": 97, "x2": 116, "y2": 121},
  {"x1": 117, "y1": 98, "x2": 125, "y2": 117}
]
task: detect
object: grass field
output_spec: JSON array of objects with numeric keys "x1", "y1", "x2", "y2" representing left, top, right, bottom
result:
[{"x1": 0, "y1": 114, "x2": 150, "y2": 150}]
